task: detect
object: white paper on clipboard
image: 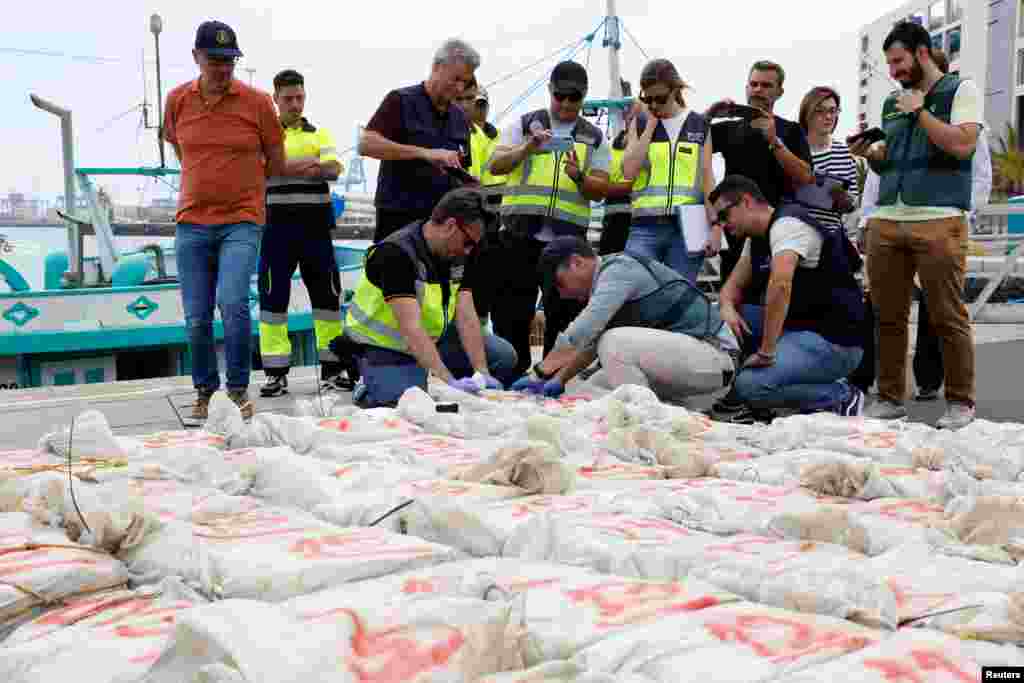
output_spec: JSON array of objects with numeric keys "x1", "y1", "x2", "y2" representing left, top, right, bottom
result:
[{"x1": 675, "y1": 205, "x2": 713, "y2": 253}]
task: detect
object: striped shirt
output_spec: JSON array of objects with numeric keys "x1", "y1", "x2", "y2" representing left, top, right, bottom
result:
[{"x1": 809, "y1": 140, "x2": 859, "y2": 234}]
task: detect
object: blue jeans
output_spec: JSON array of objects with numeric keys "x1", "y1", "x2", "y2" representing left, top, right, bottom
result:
[
  {"x1": 625, "y1": 221, "x2": 705, "y2": 284},
  {"x1": 733, "y1": 305, "x2": 863, "y2": 413},
  {"x1": 358, "y1": 326, "x2": 518, "y2": 407},
  {"x1": 175, "y1": 222, "x2": 262, "y2": 392}
]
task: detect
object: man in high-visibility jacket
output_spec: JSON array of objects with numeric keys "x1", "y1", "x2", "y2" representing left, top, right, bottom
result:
[
  {"x1": 488, "y1": 60, "x2": 611, "y2": 378},
  {"x1": 454, "y1": 80, "x2": 506, "y2": 329},
  {"x1": 258, "y1": 69, "x2": 345, "y2": 397},
  {"x1": 342, "y1": 188, "x2": 518, "y2": 408}
]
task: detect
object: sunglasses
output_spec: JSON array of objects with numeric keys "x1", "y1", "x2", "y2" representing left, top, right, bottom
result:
[
  {"x1": 638, "y1": 91, "x2": 674, "y2": 107},
  {"x1": 715, "y1": 199, "x2": 742, "y2": 226},
  {"x1": 553, "y1": 90, "x2": 584, "y2": 103}
]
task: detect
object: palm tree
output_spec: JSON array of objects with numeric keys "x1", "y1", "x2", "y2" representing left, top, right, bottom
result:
[{"x1": 994, "y1": 124, "x2": 1024, "y2": 197}]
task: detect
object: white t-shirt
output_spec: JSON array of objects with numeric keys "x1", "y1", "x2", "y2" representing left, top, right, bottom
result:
[
  {"x1": 660, "y1": 108, "x2": 689, "y2": 144},
  {"x1": 500, "y1": 115, "x2": 611, "y2": 172},
  {"x1": 872, "y1": 78, "x2": 982, "y2": 222},
  {"x1": 740, "y1": 217, "x2": 823, "y2": 268}
]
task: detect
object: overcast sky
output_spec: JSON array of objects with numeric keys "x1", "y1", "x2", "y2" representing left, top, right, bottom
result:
[{"x1": 2, "y1": 0, "x2": 904, "y2": 204}]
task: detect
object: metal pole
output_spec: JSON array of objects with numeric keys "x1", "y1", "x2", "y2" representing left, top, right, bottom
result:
[
  {"x1": 605, "y1": 0, "x2": 624, "y2": 136},
  {"x1": 30, "y1": 94, "x2": 80, "y2": 284},
  {"x1": 154, "y1": 33, "x2": 165, "y2": 167},
  {"x1": 151, "y1": 14, "x2": 165, "y2": 168}
]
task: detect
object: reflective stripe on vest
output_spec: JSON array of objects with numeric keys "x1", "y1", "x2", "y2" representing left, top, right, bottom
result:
[
  {"x1": 343, "y1": 225, "x2": 459, "y2": 353},
  {"x1": 631, "y1": 111, "x2": 707, "y2": 218},
  {"x1": 501, "y1": 110, "x2": 602, "y2": 229},
  {"x1": 470, "y1": 124, "x2": 507, "y2": 188},
  {"x1": 312, "y1": 308, "x2": 342, "y2": 362}
]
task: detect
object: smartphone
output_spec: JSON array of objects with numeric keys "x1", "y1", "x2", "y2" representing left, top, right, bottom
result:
[
  {"x1": 847, "y1": 127, "x2": 886, "y2": 146},
  {"x1": 541, "y1": 136, "x2": 574, "y2": 153},
  {"x1": 444, "y1": 165, "x2": 479, "y2": 187},
  {"x1": 708, "y1": 103, "x2": 766, "y2": 121}
]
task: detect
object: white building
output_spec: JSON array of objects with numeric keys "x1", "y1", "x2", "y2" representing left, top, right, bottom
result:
[{"x1": 856, "y1": 0, "x2": 1020, "y2": 143}]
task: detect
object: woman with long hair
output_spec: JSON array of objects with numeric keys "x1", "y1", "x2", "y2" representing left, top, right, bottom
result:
[{"x1": 622, "y1": 59, "x2": 719, "y2": 283}]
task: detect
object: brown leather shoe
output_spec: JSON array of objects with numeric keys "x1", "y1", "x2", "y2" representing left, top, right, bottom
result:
[
  {"x1": 190, "y1": 390, "x2": 213, "y2": 421},
  {"x1": 228, "y1": 390, "x2": 254, "y2": 420}
]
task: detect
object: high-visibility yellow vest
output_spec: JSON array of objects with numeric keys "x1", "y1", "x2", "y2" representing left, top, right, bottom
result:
[
  {"x1": 469, "y1": 123, "x2": 506, "y2": 196},
  {"x1": 266, "y1": 118, "x2": 339, "y2": 221},
  {"x1": 501, "y1": 110, "x2": 604, "y2": 228},
  {"x1": 631, "y1": 111, "x2": 708, "y2": 219},
  {"x1": 604, "y1": 131, "x2": 632, "y2": 216},
  {"x1": 344, "y1": 223, "x2": 459, "y2": 353}
]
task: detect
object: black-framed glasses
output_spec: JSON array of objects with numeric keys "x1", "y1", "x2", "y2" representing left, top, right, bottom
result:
[
  {"x1": 454, "y1": 220, "x2": 482, "y2": 252},
  {"x1": 553, "y1": 90, "x2": 584, "y2": 103},
  {"x1": 715, "y1": 199, "x2": 742, "y2": 225}
]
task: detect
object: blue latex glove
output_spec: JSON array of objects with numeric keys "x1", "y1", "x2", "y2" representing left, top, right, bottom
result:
[
  {"x1": 472, "y1": 371, "x2": 503, "y2": 391},
  {"x1": 510, "y1": 376, "x2": 546, "y2": 394},
  {"x1": 542, "y1": 379, "x2": 565, "y2": 398},
  {"x1": 447, "y1": 377, "x2": 482, "y2": 394}
]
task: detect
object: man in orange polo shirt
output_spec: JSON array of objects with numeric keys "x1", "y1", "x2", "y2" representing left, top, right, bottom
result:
[{"x1": 164, "y1": 20, "x2": 285, "y2": 421}]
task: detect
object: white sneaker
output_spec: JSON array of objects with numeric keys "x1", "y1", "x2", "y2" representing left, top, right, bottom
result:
[
  {"x1": 864, "y1": 399, "x2": 908, "y2": 420},
  {"x1": 936, "y1": 402, "x2": 975, "y2": 430}
]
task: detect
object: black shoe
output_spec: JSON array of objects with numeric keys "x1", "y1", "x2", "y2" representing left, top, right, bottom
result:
[
  {"x1": 321, "y1": 373, "x2": 355, "y2": 392},
  {"x1": 915, "y1": 387, "x2": 940, "y2": 402},
  {"x1": 711, "y1": 386, "x2": 746, "y2": 414},
  {"x1": 708, "y1": 402, "x2": 775, "y2": 425},
  {"x1": 260, "y1": 374, "x2": 289, "y2": 397}
]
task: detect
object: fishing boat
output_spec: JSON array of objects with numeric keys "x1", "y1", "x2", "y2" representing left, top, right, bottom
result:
[{"x1": 0, "y1": 108, "x2": 368, "y2": 390}]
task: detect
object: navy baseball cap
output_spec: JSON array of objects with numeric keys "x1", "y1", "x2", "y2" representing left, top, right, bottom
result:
[
  {"x1": 195, "y1": 20, "x2": 243, "y2": 58},
  {"x1": 550, "y1": 60, "x2": 588, "y2": 94},
  {"x1": 538, "y1": 236, "x2": 589, "y2": 298}
]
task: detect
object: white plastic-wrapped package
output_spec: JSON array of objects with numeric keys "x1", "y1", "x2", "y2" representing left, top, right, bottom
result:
[
  {"x1": 573, "y1": 455, "x2": 670, "y2": 488},
  {"x1": 714, "y1": 449, "x2": 867, "y2": 487},
  {"x1": 864, "y1": 542, "x2": 1024, "y2": 625},
  {"x1": 313, "y1": 478, "x2": 528, "y2": 532},
  {"x1": 231, "y1": 446, "x2": 363, "y2": 511},
  {"x1": 741, "y1": 413, "x2": 878, "y2": 452},
  {"x1": 120, "y1": 497, "x2": 461, "y2": 601},
  {"x1": 0, "y1": 577, "x2": 206, "y2": 683},
  {"x1": 607, "y1": 480, "x2": 829, "y2": 536},
  {"x1": 506, "y1": 511, "x2": 863, "y2": 581},
  {"x1": 357, "y1": 492, "x2": 608, "y2": 558},
  {"x1": 205, "y1": 390, "x2": 425, "y2": 451},
  {"x1": 36, "y1": 409, "x2": 145, "y2": 463},
  {"x1": 927, "y1": 419, "x2": 1024, "y2": 481},
  {"x1": 320, "y1": 556, "x2": 739, "y2": 667},
  {"x1": 322, "y1": 460, "x2": 438, "y2": 491},
  {"x1": 570, "y1": 602, "x2": 880, "y2": 683},
  {"x1": 90, "y1": 478, "x2": 227, "y2": 523},
  {"x1": 0, "y1": 512, "x2": 130, "y2": 638},
  {"x1": 689, "y1": 556, "x2": 898, "y2": 629},
  {"x1": 317, "y1": 433, "x2": 501, "y2": 477},
  {"x1": 149, "y1": 595, "x2": 516, "y2": 683},
  {"x1": 808, "y1": 422, "x2": 936, "y2": 464},
  {"x1": 764, "y1": 504, "x2": 934, "y2": 557},
  {"x1": 775, "y1": 628, "x2": 1024, "y2": 682},
  {"x1": 907, "y1": 592, "x2": 1024, "y2": 644}
]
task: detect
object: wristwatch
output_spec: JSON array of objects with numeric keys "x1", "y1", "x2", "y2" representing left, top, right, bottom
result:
[{"x1": 532, "y1": 361, "x2": 556, "y2": 381}]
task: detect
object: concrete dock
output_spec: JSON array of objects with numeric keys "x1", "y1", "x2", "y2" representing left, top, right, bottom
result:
[{"x1": 2, "y1": 323, "x2": 1024, "y2": 449}]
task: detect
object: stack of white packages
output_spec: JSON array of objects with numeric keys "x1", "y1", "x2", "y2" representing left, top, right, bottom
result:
[{"x1": 4, "y1": 382, "x2": 1024, "y2": 681}]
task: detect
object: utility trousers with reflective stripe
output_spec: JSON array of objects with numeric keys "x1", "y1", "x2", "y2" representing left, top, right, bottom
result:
[{"x1": 258, "y1": 222, "x2": 343, "y2": 377}]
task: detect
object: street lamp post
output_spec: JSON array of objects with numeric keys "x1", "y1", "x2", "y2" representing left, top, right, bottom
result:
[{"x1": 150, "y1": 13, "x2": 165, "y2": 168}]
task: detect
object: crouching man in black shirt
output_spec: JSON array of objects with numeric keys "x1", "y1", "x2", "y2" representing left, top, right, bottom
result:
[{"x1": 340, "y1": 188, "x2": 518, "y2": 407}]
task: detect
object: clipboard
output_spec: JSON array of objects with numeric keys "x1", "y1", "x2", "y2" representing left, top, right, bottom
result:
[{"x1": 675, "y1": 205, "x2": 712, "y2": 253}]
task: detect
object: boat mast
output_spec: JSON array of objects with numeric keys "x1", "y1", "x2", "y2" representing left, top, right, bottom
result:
[
  {"x1": 150, "y1": 14, "x2": 166, "y2": 169},
  {"x1": 604, "y1": 0, "x2": 624, "y2": 136}
]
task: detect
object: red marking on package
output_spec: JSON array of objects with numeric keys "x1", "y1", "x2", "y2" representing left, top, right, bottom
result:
[
  {"x1": 139, "y1": 431, "x2": 226, "y2": 450},
  {"x1": 706, "y1": 614, "x2": 875, "y2": 664},
  {"x1": 288, "y1": 529, "x2": 439, "y2": 561},
  {"x1": 192, "y1": 509, "x2": 312, "y2": 541},
  {"x1": 302, "y1": 607, "x2": 466, "y2": 682},
  {"x1": 565, "y1": 580, "x2": 720, "y2": 627},
  {"x1": 862, "y1": 648, "x2": 977, "y2": 682},
  {"x1": 585, "y1": 515, "x2": 693, "y2": 542},
  {"x1": 0, "y1": 550, "x2": 100, "y2": 577},
  {"x1": 506, "y1": 496, "x2": 596, "y2": 518}
]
